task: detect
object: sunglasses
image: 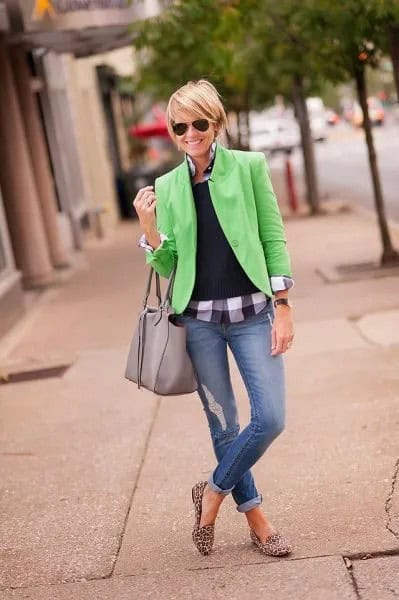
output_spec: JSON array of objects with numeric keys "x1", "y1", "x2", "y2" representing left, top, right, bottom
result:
[{"x1": 172, "y1": 119, "x2": 210, "y2": 136}]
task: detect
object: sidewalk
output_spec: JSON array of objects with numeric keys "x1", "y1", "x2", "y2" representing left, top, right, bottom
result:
[{"x1": 0, "y1": 199, "x2": 399, "y2": 599}]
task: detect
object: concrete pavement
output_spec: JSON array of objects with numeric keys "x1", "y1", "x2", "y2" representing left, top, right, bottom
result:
[{"x1": 0, "y1": 202, "x2": 398, "y2": 599}]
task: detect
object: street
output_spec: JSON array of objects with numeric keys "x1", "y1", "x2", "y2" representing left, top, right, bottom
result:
[{"x1": 269, "y1": 116, "x2": 399, "y2": 221}]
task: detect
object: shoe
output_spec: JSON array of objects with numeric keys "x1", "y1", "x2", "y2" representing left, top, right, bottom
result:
[
  {"x1": 250, "y1": 528, "x2": 292, "y2": 556},
  {"x1": 191, "y1": 481, "x2": 215, "y2": 555}
]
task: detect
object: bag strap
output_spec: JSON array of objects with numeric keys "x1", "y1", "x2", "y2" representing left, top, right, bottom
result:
[
  {"x1": 160, "y1": 268, "x2": 176, "y2": 310},
  {"x1": 143, "y1": 267, "x2": 162, "y2": 308}
]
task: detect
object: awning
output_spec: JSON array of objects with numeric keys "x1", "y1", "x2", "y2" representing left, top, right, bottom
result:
[
  {"x1": 130, "y1": 122, "x2": 169, "y2": 139},
  {"x1": 129, "y1": 107, "x2": 170, "y2": 139}
]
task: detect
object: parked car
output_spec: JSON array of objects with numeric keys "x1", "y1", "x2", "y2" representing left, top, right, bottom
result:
[
  {"x1": 326, "y1": 108, "x2": 340, "y2": 126},
  {"x1": 351, "y1": 97, "x2": 385, "y2": 127},
  {"x1": 306, "y1": 97, "x2": 328, "y2": 141},
  {"x1": 249, "y1": 113, "x2": 300, "y2": 155}
]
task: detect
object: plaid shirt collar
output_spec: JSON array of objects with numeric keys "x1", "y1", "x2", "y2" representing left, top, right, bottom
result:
[{"x1": 186, "y1": 142, "x2": 216, "y2": 179}]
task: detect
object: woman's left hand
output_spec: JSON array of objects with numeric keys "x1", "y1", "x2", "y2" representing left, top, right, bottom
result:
[{"x1": 271, "y1": 307, "x2": 294, "y2": 356}]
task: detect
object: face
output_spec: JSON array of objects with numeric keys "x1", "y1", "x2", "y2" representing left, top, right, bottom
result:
[{"x1": 172, "y1": 110, "x2": 218, "y2": 159}]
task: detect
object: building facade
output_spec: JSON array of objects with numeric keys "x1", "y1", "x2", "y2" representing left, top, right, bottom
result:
[{"x1": 0, "y1": 0, "x2": 158, "y2": 338}]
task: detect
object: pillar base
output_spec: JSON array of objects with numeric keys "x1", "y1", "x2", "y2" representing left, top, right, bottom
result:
[
  {"x1": 0, "y1": 271, "x2": 25, "y2": 339},
  {"x1": 22, "y1": 270, "x2": 56, "y2": 290}
]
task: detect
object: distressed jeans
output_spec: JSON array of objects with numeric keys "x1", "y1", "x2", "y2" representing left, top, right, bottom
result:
[{"x1": 177, "y1": 304, "x2": 285, "y2": 513}]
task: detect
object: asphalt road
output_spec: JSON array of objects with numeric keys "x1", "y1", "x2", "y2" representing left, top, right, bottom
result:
[{"x1": 269, "y1": 117, "x2": 399, "y2": 222}]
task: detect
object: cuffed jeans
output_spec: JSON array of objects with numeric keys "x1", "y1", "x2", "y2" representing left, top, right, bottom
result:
[{"x1": 177, "y1": 303, "x2": 285, "y2": 513}]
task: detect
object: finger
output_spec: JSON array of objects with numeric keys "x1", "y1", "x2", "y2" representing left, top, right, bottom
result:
[
  {"x1": 272, "y1": 333, "x2": 286, "y2": 356},
  {"x1": 135, "y1": 193, "x2": 156, "y2": 212},
  {"x1": 134, "y1": 187, "x2": 150, "y2": 203},
  {"x1": 140, "y1": 191, "x2": 156, "y2": 204},
  {"x1": 271, "y1": 326, "x2": 277, "y2": 355},
  {"x1": 141, "y1": 194, "x2": 156, "y2": 209},
  {"x1": 134, "y1": 186, "x2": 154, "y2": 205},
  {"x1": 138, "y1": 186, "x2": 154, "y2": 195},
  {"x1": 143, "y1": 199, "x2": 157, "y2": 213}
]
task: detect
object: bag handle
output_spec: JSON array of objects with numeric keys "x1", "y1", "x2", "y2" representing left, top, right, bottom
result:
[
  {"x1": 143, "y1": 266, "x2": 176, "y2": 309},
  {"x1": 143, "y1": 267, "x2": 162, "y2": 308},
  {"x1": 160, "y1": 268, "x2": 176, "y2": 310}
]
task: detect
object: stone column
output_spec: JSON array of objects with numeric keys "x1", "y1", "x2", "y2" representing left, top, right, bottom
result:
[
  {"x1": 10, "y1": 45, "x2": 70, "y2": 269},
  {"x1": 0, "y1": 36, "x2": 54, "y2": 288}
]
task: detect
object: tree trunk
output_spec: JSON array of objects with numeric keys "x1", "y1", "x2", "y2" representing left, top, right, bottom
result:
[
  {"x1": 235, "y1": 111, "x2": 242, "y2": 149},
  {"x1": 237, "y1": 111, "x2": 248, "y2": 150},
  {"x1": 244, "y1": 109, "x2": 250, "y2": 150},
  {"x1": 354, "y1": 65, "x2": 399, "y2": 265},
  {"x1": 243, "y1": 85, "x2": 251, "y2": 150},
  {"x1": 388, "y1": 26, "x2": 399, "y2": 102},
  {"x1": 292, "y1": 74, "x2": 321, "y2": 215}
]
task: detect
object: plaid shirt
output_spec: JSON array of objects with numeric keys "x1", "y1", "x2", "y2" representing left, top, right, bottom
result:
[{"x1": 139, "y1": 143, "x2": 293, "y2": 323}]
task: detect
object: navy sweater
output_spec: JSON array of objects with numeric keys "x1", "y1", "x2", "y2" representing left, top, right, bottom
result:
[{"x1": 191, "y1": 181, "x2": 259, "y2": 301}]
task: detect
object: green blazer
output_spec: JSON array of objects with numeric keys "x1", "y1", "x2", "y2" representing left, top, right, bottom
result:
[{"x1": 147, "y1": 143, "x2": 292, "y2": 314}]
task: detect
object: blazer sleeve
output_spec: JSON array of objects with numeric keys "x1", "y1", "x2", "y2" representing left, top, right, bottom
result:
[
  {"x1": 250, "y1": 153, "x2": 292, "y2": 277},
  {"x1": 145, "y1": 179, "x2": 177, "y2": 278}
]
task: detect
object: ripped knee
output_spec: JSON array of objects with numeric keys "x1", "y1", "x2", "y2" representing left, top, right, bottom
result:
[{"x1": 202, "y1": 384, "x2": 228, "y2": 430}]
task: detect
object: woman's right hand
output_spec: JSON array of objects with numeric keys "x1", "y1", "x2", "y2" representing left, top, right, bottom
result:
[
  {"x1": 133, "y1": 185, "x2": 157, "y2": 231},
  {"x1": 133, "y1": 186, "x2": 161, "y2": 248}
]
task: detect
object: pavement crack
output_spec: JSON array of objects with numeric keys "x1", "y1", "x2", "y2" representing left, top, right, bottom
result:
[
  {"x1": 348, "y1": 320, "x2": 378, "y2": 347},
  {"x1": 385, "y1": 457, "x2": 399, "y2": 542},
  {"x1": 342, "y1": 556, "x2": 362, "y2": 600},
  {"x1": 109, "y1": 395, "x2": 162, "y2": 577}
]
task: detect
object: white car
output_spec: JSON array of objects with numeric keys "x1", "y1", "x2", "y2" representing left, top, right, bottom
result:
[
  {"x1": 249, "y1": 115, "x2": 300, "y2": 155},
  {"x1": 306, "y1": 97, "x2": 328, "y2": 141}
]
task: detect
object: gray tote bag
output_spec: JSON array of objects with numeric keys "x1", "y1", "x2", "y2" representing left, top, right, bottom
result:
[{"x1": 124, "y1": 267, "x2": 197, "y2": 396}]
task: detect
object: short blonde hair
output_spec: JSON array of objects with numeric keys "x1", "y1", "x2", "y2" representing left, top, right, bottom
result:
[{"x1": 166, "y1": 80, "x2": 228, "y2": 140}]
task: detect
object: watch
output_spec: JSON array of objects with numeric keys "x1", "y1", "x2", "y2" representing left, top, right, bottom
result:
[{"x1": 273, "y1": 298, "x2": 292, "y2": 308}]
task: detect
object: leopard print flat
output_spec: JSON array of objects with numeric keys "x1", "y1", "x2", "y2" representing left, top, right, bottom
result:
[
  {"x1": 250, "y1": 528, "x2": 292, "y2": 556},
  {"x1": 191, "y1": 481, "x2": 215, "y2": 556}
]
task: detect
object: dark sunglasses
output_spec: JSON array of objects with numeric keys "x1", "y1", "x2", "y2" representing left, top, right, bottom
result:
[{"x1": 172, "y1": 119, "x2": 210, "y2": 136}]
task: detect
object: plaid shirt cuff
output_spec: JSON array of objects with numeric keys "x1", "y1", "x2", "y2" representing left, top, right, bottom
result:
[
  {"x1": 138, "y1": 233, "x2": 168, "y2": 253},
  {"x1": 270, "y1": 276, "x2": 294, "y2": 292}
]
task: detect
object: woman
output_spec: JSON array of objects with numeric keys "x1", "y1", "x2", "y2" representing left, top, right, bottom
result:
[{"x1": 133, "y1": 80, "x2": 294, "y2": 558}]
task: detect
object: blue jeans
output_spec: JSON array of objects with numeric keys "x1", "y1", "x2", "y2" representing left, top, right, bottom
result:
[{"x1": 177, "y1": 304, "x2": 285, "y2": 513}]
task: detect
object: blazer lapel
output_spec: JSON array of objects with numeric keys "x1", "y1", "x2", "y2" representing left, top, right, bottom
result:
[
  {"x1": 174, "y1": 158, "x2": 197, "y2": 250},
  {"x1": 172, "y1": 144, "x2": 239, "y2": 251},
  {"x1": 208, "y1": 145, "x2": 240, "y2": 244},
  {"x1": 209, "y1": 143, "x2": 237, "y2": 182}
]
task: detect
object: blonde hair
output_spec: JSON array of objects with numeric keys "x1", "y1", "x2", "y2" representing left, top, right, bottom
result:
[{"x1": 166, "y1": 80, "x2": 228, "y2": 140}]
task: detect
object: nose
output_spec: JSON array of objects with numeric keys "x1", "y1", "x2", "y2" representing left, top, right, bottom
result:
[{"x1": 185, "y1": 123, "x2": 200, "y2": 136}]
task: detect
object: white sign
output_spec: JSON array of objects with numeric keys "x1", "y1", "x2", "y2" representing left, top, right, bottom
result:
[{"x1": 33, "y1": 0, "x2": 130, "y2": 19}]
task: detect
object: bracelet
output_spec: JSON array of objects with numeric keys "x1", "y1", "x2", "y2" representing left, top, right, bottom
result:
[{"x1": 273, "y1": 298, "x2": 292, "y2": 308}]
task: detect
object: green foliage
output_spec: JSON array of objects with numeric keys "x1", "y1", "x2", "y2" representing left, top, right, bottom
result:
[
  {"x1": 130, "y1": 0, "x2": 399, "y2": 110},
  {"x1": 302, "y1": 0, "x2": 399, "y2": 78},
  {"x1": 130, "y1": 1, "x2": 253, "y2": 112}
]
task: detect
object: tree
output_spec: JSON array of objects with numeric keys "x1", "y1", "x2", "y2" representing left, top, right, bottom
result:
[
  {"x1": 131, "y1": 1, "x2": 255, "y2": 147},
  {"x1": 304, "y1": 0, "x2": 399, "y2": 265},
  {"x1": 248, "y1": 0, "x2": 333, "y2": 215}
]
